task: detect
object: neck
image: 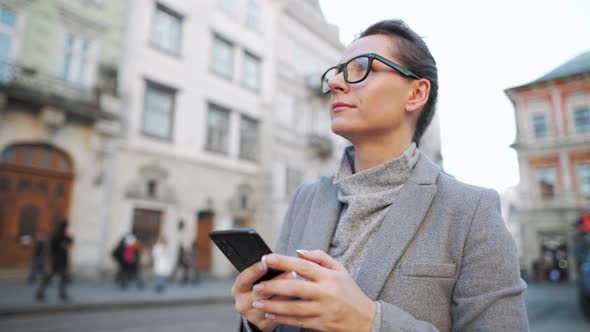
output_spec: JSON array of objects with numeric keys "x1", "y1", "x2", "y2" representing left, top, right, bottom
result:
[{"x1": 352, "y1": 135, "x2": 413, "y2": 172}]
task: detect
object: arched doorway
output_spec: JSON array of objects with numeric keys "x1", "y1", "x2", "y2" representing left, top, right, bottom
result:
[{"x1": 0, "y1": 143, "x2": 74, "y2": 268}]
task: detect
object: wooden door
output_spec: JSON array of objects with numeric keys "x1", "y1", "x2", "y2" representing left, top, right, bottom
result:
[
  {"x1": 131, "y1": 208, "x2": 162, "y2": 249},
  {"x1": 196, "y1": 211, "x2": 213, "y2": 271},
  {"x1": 0, "y1": 144, "x2": 73, "y2": 268}
]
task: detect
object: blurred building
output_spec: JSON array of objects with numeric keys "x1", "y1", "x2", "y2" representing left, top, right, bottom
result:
[
  {"x1": 0, "y1": 0, "x2": 443, "y2": 279},
  {"x1": 505, "y1": 50, "x2": 590, "y2": 282},
  {"x1": 110, "y1": 0, "x2": 350, "y2": 278},
  {"x1": 0, "y1": 0, "x2": 126, "y2": 277}
]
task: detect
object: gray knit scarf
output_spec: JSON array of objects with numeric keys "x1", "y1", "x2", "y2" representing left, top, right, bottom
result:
[{"x1": 329, "y1": 143, "x2": 419, "y2": 278}]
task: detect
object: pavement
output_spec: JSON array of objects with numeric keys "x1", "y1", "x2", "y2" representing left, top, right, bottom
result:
[{"x1": 0, "y1": 277, "x2": 235, "y2": 316}]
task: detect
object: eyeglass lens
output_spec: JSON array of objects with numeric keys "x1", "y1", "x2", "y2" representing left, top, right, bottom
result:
[{"x1": 321, "y1": 56, "x2": 371, "y2": 94}]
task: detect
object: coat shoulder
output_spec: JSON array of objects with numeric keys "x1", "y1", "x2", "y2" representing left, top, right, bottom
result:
[{"x1": 435, "y1": 171, "x2": 496, "y2": 199}]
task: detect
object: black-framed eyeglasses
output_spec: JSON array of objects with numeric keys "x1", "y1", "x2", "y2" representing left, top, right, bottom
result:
[{"x1": 320, "y1": 53, "x2": 421, "y2": 94}]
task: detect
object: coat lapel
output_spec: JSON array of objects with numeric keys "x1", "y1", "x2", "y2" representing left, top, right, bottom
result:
[
  {"x1": 355, "y1": 152, "x2": 440, "y2": 300},
  {"x1": 300, "y1": 177, "x2": 342, "y2": 253}
]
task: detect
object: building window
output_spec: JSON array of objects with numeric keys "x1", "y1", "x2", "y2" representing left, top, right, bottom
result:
[
  {"x1": 142, "y1": 81, "x2": 175, "y2": 139},
  {"x1": 0, "y1": 7, "x2": 16, "y2": 81},
  {"x1": 151, "y1": 4, "x2": 181, "y2": 54},
  {"x1": 536, "y1": 167, "x2": 556, "y2": 198},
  {"x1": 23, "y1": 145, "x2": 34, "y2": 165},
  {"x1": 18, "y1": 205, "x2": 39, "y2": 240},
  {"x1": 60, "y1": 32, "x2": 94, "y2": 85},
  {"x1": 286, "y1": 167, "x2": 303, "y2": 197},
  {"x1": 210, "y1": 35, "x2": 233, "y2": 79},
  {"x1": 205, "y1": 103, "x2": 230, "y2": 154},
  {"x1": 578, "y1": 164, "x2": 590, "y2": 198},
  {"x1": 532, "y1": 114, "x2": 548, "y2": 139},
  {"x1": 574, "y1": 107, "x2": 590, "y2": 133},
  {"x1": 242, "y1": 51, "x2": 261, "y2": 91},
  {"x1": 1, "y1": 144, "x2": 72, "y2": 172},
  {"x1": 147, "y1": 180, "x2": 157, "y2": 197},
  {"x1": 246, "y1": 0, "x2": 260, "y2": 29},
  {"x1": 0, "y1": 145, "x2": 16, "y2": 162},
  {"x1": 239, "y1": 115, "x2": 258, "y2": 161},
  {"x1": 132, "y1": 208, "x2": 162, "y2": 248},
  {"x1": 0, "y1": 7, "x2": 16, "y2": 27}
]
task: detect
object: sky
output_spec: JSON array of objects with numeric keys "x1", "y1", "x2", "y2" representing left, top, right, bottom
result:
[{"x1": 318, "y1": 0, "x2": 590, "y2": 194}]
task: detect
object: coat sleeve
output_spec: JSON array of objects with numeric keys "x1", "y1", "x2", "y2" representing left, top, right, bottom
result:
[
  {"x1": 240, "y1": 184, "x2": 306, "y2": 332},
  {"x1": 450, "y1": 188, "x2": 529, "y2": 330},
  {"x1": 375, "y1": 189, "x2": 528, "y2": 331}
]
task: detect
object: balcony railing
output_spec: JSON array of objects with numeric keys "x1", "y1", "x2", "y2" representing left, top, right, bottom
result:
[
  {"x1": 0, "y1": 61, "x2": 118, "y2": 121},
  {"x1": 0, "y1": 61, "x2": 95, "y2": 104},
  {"x1": 516, "y1": 190, "x2": 589, "y2": 210}
]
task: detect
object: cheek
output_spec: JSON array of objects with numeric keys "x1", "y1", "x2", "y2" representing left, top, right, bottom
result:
[{"x1": 359, "y1": 85, "x2": 406, "y2": 121}]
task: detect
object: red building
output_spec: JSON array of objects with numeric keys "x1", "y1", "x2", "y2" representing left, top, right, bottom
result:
[{"x1": 505, "y1": 50, "x2": 590, "y2": 282}]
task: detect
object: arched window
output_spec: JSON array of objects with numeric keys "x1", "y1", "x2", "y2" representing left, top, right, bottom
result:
[
  {"x1": 18, "y1": 204, "x2": 39, "y2": 239},
  {"x1": 0, "y1": 144, "x2": 73, "y2": 173}
]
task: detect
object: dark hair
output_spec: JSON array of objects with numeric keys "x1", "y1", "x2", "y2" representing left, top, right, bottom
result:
[{"x1": 359, "y1": 19, "x2": 438, "y2": 146}]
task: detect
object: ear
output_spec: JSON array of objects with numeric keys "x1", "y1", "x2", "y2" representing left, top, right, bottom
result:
[{"x1": 405, "y1": 79, "x2": 430, "y2": 113}]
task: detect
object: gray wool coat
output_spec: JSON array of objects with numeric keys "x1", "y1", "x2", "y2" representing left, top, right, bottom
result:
[{"x1": 245, "y1": 152, "x2": 529, "y2": 331}]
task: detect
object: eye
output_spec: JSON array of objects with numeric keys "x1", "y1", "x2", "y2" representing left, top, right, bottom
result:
[{"x1": 353, "y1": 57, "x2": 370, "y2": 71}]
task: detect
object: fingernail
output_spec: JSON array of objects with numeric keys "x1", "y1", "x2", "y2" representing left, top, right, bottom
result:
[
  {"x1": 291, "y1": 271, "x2": 297, "y2": 279},
  {"x1": 296, "y1": 249, "x2": 309, "y2": 255},
  {"x1": 253, "y1": 284, "x2": 264, "y2": 292},
  {"x1": 260, "y1": 256, "x2": 268, "y2": 271},
  {"x1": 265, "y1": 255, "x2": 277, "y2": 264},
  {"x1": 252, "y1": 301, "x2": 263, "y2": 309},
  {"x1": 265, "y1": 313, "x2": 276, "y2": 320}
]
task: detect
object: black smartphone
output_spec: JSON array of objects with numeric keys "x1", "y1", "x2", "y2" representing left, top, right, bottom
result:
[{"x1": 209, "y1": 228, "x2": 283, "y2": 284}]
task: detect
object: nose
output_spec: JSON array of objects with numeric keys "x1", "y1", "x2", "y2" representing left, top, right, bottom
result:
[{"x1": 327, "y1": 71, "x2": 349, "y2": 94}]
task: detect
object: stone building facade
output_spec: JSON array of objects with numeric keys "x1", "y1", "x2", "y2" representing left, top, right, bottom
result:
[{"x1": 505, "y1": 50, "x2": 590, "y2": 281}]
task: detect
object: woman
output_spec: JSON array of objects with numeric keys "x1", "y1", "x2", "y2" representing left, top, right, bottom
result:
[
  {"x1": 152, "y1": 235, "x2": 173, "y2": 292},
  {"x1": 233, "y1": 19, "x2": 528, "y2": 331}
]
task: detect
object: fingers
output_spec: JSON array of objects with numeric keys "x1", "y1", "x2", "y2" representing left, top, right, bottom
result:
[
  {"x1": 232, "y1": 261, "x2": 268, "y2": 294},
  {"x1": 296, "y1": 249, "x2": 345, "y2": 272},
  {"x1": 253, "y1": 279, "x2": 317, "y2": 300},
  {"x1": 275, "y1": 270, "x2": 298, "y2": 280},
  {"x1": 264, "y1": 314, "x2": 318, "y2": 330},
  {"x1": 253, "y1": 298, "x2": 320, "y2": 318},
  {"x1": 262, "y1": 254, "x2": 327, "y2": 281}
]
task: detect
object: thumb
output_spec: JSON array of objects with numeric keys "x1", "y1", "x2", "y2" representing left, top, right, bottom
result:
[{"x1": 296, "y1": 249, "x2": 345, "y2": 272}]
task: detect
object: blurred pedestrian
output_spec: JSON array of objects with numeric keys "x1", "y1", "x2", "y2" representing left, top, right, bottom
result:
[
  {"x1": 121, "y1": 234, "x2": 143, "y2": 289},
  {"x1": 190, "y1": 241, "x2": 201, "y2": 284},
  {"x1": 36, "y1": 221, "x2": 73, "y2": 301},
  {"x1": 172, "y1": 243, "x2": 190, "y2": 284},
  {"x1": 111, "y1": 235, "x2": 126, "y2": 288},
  {"x1": 28, "y1": 231, "x2": 48, "y2": 284},
  {"x1": 152, "y1": 235, "x2": 173, "y2": 292}
]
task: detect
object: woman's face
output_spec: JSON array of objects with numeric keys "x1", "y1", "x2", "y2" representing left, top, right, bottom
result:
[{"x1": 327, "y1": 34, "x2": 417, "y2": 142}]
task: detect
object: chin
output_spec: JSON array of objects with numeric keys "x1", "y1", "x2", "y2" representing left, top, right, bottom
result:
[{"x1": 331, "y1": 123, "x2": 357, "y2": 140}]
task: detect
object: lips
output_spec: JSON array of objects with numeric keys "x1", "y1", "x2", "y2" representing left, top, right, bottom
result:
[{"x1": 331, "y1": 102, "x2": 355, "y2": 112}]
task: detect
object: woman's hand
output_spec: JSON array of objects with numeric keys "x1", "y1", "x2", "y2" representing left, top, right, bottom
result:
[
  {"x1": 251, "y1": 250, "x2": 377, "y2": 332},
  {"x1": 232, "y1": 259, "x2": 296, "y2": 331}
]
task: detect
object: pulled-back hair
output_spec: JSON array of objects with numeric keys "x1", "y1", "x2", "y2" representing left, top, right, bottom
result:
[{"x1": 359, "y1": 19, "x2": 438, "y2": 146}]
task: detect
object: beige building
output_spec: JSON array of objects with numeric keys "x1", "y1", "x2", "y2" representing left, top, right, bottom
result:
[
  {"x1": 505, "y1": 50, "x2": 590, "y2": 282},
  {"x1": 0, "y1": 0, "x2": 125, "y2": 278}
]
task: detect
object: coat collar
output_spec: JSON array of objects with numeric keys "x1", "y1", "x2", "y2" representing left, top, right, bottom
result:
[{"x1": 300, "y1": 151, "x2": 440, "y2": 299}]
